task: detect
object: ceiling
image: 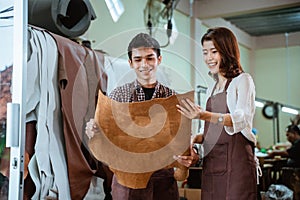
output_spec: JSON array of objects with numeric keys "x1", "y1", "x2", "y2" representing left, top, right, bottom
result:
[
  {"x1": 224, "y1": 6, "x2": 300, "y2": 37},
  {"x1": 176, "y1": 0, "x2": 300, "y2": 38}
]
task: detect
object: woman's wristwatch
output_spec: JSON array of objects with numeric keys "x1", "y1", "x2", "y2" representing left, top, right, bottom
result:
[{"x1": 218, "y1": 113, "x2": 224, "y2": 124}]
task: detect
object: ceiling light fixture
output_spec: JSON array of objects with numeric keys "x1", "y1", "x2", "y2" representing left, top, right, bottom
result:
[
  {"x1": 281, "y1": 106, "x2": 299, "y2": 115},
  {"x1": 105, "y1": 0, "x2": 124, "y2": 22},
  {"x1": 255, "y1": 100, "x2": 264, "y2": 108}
]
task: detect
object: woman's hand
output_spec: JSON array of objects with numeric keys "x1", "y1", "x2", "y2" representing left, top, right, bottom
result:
[
  {"x1": 176, "y1": 98, "x2": 203, "y2": 120},
  {"x1": 85, "y1": 118, "x2": 100, "y2": 139},
  {"x1": 173, "y1": 144, "x2": 199, "y2": 167}
]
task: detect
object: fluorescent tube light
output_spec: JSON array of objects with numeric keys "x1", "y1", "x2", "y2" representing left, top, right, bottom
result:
[
  {"x1": 105, "y1": 0, "x2": 124, "y2": 22},
  {"x1": 255, "y1": 101, "x2": 264, "y2": 108},
  {"x1": 281, "y1": 106, "x2": 299, "y2": 115}
]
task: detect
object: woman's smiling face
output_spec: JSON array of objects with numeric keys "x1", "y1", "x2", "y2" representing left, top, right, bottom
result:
[{"x1": 202, "y1": 40, "x2": 221, "y2": 75}]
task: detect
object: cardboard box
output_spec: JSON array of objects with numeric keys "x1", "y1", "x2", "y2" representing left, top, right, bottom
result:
[
  {"x1": 179, "y1": 188, "x2": 201, "y2": 200},
  {"x1": 179, "y1": 188, "x2": 185, "y2": 197}
]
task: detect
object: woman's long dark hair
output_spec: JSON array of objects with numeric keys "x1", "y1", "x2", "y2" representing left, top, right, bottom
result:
[{"x1": 201, "y1": 27, "x2": 244, "y2": 81}]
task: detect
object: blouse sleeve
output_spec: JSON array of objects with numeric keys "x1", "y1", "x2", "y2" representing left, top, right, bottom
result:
[{"x1": 224, "y1": 73, "x2": 256, "y2": 135}]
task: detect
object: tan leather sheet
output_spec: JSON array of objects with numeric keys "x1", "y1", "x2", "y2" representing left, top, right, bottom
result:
[{"x1": 89, "y1": 90, "x2": 194, "y2": 188}]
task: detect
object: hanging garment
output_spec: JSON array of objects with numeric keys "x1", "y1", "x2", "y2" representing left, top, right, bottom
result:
[
  {"x1": 26, "y1": 26, "x2": 71, "y2": 199},
  {"x1": 47, "y1": 31, "x2": 108, "y2": 200}
]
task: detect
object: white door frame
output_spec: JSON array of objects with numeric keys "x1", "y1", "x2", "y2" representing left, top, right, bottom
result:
[{"x1": 6, "y1": 0, "x2": 27, "y2": 199}]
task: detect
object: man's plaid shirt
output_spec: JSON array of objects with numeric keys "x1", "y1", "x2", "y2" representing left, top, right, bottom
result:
[{"x1": 108, "y1": 80, "x2": 176, "y2": 102}]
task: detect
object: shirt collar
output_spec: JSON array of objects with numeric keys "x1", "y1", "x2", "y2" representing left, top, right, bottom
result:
[{"x1": 133, "y1": 79, "x2": 160, "y2": 90}]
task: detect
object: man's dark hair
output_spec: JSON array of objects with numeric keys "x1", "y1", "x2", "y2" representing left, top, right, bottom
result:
[
  {"x1": 286, "y1": 124, "x2": 300, "y2": 135},
  {"x1": 127, "y1": 33, "x2": 161, "y2": 60}
]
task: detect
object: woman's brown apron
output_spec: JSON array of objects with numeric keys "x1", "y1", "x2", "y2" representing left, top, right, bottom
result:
[{"x1": 201, "y1": 79, "x2": 257, "y2": 200}]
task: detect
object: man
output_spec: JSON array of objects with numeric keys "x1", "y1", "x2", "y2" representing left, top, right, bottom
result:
[
  {"x1": 86, "y1": 33, "x2": 197, "y2": 200},
  {"x1": 269, "y1": 124, "x2": 300, "y2": 167},
  {"x1": 285, "y1": 125, "x2": 300, "y2": 167}
]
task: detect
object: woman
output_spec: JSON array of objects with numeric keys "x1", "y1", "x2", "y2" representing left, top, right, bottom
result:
[{"x1": 177, "y1": 27, "x2": 257, "y2": 199}]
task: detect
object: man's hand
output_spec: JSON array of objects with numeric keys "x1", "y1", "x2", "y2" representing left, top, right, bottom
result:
[
  {"x1": 85, "y1": 118, "x2": 99, "y2": 139},
  {"x1": 173, "y1": 144, "x2": 200, "y2": 167}
]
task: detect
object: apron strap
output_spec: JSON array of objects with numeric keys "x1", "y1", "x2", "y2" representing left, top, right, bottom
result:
[
  {"x1": 211, "y1": 82, "x2": 218, "y2": 97},
  {"x1": 211, "y1": 78, "x2": 232, "y2": 96},
  {"x1": 223, "y1": 78, "x2": 232, "y2": 92}
]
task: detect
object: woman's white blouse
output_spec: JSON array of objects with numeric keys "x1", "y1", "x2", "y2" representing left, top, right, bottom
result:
[{"x1": 205, "y1": 73, "x2": 257, "y2": 145}]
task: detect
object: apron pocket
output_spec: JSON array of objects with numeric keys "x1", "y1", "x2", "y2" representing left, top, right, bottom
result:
[{"x1": 203, "y1": 143, "x2": 228, "y2": 175}]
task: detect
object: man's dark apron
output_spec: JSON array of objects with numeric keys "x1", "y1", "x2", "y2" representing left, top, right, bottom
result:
[{"x1": 201, "y1": 79, "x2": 257, "y2": 200}]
